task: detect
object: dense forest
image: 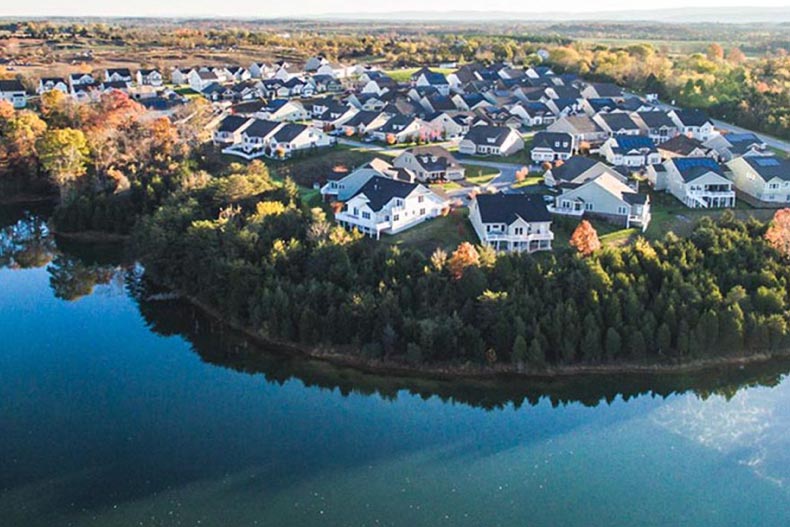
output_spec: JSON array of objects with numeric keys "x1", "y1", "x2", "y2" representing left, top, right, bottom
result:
[{"x1": 132, "y1": 162, "x2": 790, "y2": 370}]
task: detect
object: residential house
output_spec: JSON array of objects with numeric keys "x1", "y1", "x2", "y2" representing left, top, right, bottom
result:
[
  {"x1": 340, "y1": 110, "x2": 389, "y2": 137},
  {"x1": 669, "y1": 110, "x2": 719, "y2": 141},
  {"x1": 136, "y1": 69, "x2": 163, "y2": 87},
  {"x1": 663, "y1": 157, "x2": 735, "y2": 208},
  {"x1": 543, "y1": 156, "x2": 627, "y2": 187},
  {"x1": 593, "y1": 112, "x2": 643, "y2": 137},
  {"x1": 458, "y1": 126, "x2": 525, "y2": 156},
  {"x1": 600, "y1": 135, "x2": 661, "y2": 167},
  {"x1": 370, "y1": 115, "x2": 427, "y2": 144},
  {"x1": 320, "y1": 160, "x2": 397, "y2": 201},
  {"x1": 424, "y1": 112, "x2": 465, "y2": 139},
  {"x1": 68, "y1": 73, "x2": 95, "y2": 91},
  {"x1": 213, "y1": 115, "x2": 253, "y2": 146},
  {"x1": 226, "y1": 66, "x2": 252, "y2": 82},
  {"x1": 657, "y1": 134, "x2": 716, "y2": 160},
  {"x1": 580, "y1": 82, "x2": 624, "y2": 101},
  {"x1": 249, "y1": 62, "x2": 273, "y2": 79},
  {"x1": 105, "y1": 68, "x2": 133, "y2": 84},
  {"x1": 414, "y1": 70, "x2": 451, "y2": 96},
  {"x1": 239, "y1": 119, "x2": 283, "y2": 154},
  {"x1": 704, "y1": 133, "x2": 771, "y2": 162},
  {"x1": 531, "y1": 132, "x2": 575, "y2": 163},
  {"x1": 547, "y1": 115, "x2": 608, "y2": 146},
  {"x1": 37, "y1": 77, "x2": 69, "y2": 94},
  {"x1": 550, "y1": 172, "x2": 651, "y2": 230},
  {"x1": 510, "y1": 102, "x2": 555, "y2": 127},
  {"x1": 170, "y1": 68, "x2": 191, "y2": 86},
  {"x1": 335, "y1": 176, "x2": 448, "y2": 239},
  {"x1": 0, "y1": 79, "x2": 26, "y2": 108},
  {"x1": 304, "y1": 55, "x2": 330, "y2": 73},
  {"x1": 726, "y1": 156, "x2": 790, "y2": 205},
  {"x1": 469, "y1": 193, "x2": 554, "y2": 253},
  {"x1": 393, "y1": 146, "x2": 465, "y2": 182},
  {"x1": 632, "y1": 111, "x2": 679, "y2": 144},
  {"x1": 255, "y1": 99, "x2": 309, "y2": 122},
  {"x1": 188, "y1": 70, "x2": 220, "y2": 92},
  {"x1": 267, "y1": 123, "x2": 334, "y2": 158}
]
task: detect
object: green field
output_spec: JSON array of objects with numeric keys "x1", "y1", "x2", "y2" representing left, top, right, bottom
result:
[{"x1": 379, "y1": 208, "x2": 475, "y2": 253}]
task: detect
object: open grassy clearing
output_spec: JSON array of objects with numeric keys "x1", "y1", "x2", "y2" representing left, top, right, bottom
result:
[{"x1": 378, "y1": 208, "x2": 475, "y2": 254}]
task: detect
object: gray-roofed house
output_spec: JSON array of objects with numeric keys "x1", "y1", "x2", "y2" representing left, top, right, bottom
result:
[
  {"x1": 531, "y1": 132, "x2": 575, "y2": 162},
  {"x1": 657, "y1": 134, "x2": 716, "y2": 160},
  {"x1": 0, "y1": 79, "x2": 27, "y2": 108},
  {"x1": 633, "y1": 111, "x2": 679, "y2": 144},
  {"x1": 668, "y1": 109, "x2": 719, "y2": 141},
  {"x1": 458, "y1": 125, "x2": 524, "y2": 156},
  {"x1": 726, "y1": 156, "x2": 790, "y2": 204},
  {"x1": 600, "y1": 135, "x2": 661, "y2": 167},
  {"x1": 593, "y1": 112, "x2": 643, "y2": 137},
  {"x1": 335, "y1": 175, "x2": 448, "y2": 238},
  {"x1": 393, "y1": 146, "x2": 465, "y2": 182},
  {"x1": 469, "y1": 193, "x2": 554, "y2": 253},
  {"x1": 550, "y1": 171, "x2": 651, "y2": 230},
  {"x1": 704, "y1": 133, "x2": 771, "y2": 162},
  {"x1": 543, "y1": 155, "x2": 627, "y2": 187},
  {"x1": 213, "y1": 115, "x2": 253, "y2": 146},
  {"x1": 546, "y1": 114, "x2": 608, "y2": 145}
]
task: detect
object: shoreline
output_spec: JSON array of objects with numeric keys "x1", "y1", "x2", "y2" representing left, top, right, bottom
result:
[{"x1": 181, "y1": 292, "x2": 790, "y2": 382}]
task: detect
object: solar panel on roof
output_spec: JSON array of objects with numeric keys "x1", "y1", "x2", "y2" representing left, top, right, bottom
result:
[{"x1": 755, "y1": 158, "x2": 781, "y2": 167}]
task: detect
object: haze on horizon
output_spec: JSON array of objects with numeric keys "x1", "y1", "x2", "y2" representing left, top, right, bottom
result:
[{"x1": 1, "y1": 0, "x2": 788, "y2": 19}]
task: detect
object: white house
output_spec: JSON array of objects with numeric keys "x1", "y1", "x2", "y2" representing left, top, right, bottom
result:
[
  {"x1": 633, "y1": 111, "x2": 679, "y2": 144},
  {"x1": 188, "y1": 70, "x2": 220, "y2": 92},
  {"x1": 704, "y1": 133, "x2": 771, "y2": 162},
  {"x1": 424, "y1": 112, "x2": 465, "y2": 139},
  {"x1": 669, "y1": 110, "x2": 719, "y2": 141},
  {"x1": 335, "y1": 176, "x2": 448, "y2": 239},
  {"x1": 213, "y1": 115, "x2": 253, "y2": 146},
  {"x1": 267, "y1": 123, "x2": 334, "y2": 159},
  {"x1": 414, "y1": 70, "x2": 451, "y2": 96},
  {"x1": 136, "y1": 69, "x2": 163, "y2": 87},
  {"x1": 255, "y1": 99, "x2": 309, "y2": 122},
  {"x1": 549, "y1": 172, "x2": 651, "y2": 231},
  {"x1": 663, "y1": 157, "x2": 735, "y2": 208},
  {"x1": 393, "y1": 146, "x2": 465, "y2": 182},
  {"x1": 249, "y1": 62, "x2": 273, "y2": 79},
  {"x1": 543, "y1": 156, "x2": 627, "y2": 187},
  {"x1": 593, "y1": 112, "x2": 643, "y2": 137},
  {"x1": 458, "y1": 126, "x2": 524, "y2": 156},
  {"x1": 68, "y1": 73, "x2": 95, "y2": 91},
  {"x1": 726, "y1": 156, "x2": 790, "y2": 205},
  {"x1": 547, "y1": 115, "x2": 608, "y2": 146},
  {"x1": 37, "y1": 77, "x2": 69, "y2": 95},
  {"x1": 320, "y1": 160, "x2": 397, "y2": 202},
  {"x1": 531, "y1": 132, "x2": 575, "y2": 163},
  {"x1": 238, "y1": 119, "x2": 283, "y2": 154},
  {"x1": 600, "y1": 135, "x2": 661, "y2": 167},
  {"x1": 105, "y1": 68, "x2": 133, "y2": 84},
  {"x1": 0, "y1": 80, "x2": 27, "y2": 108},
  {"x1": 170, "y1": 68, "x2": 192, "y2": 86},
  {"x1": 469, "y1": 193, "x2": 554, "y2": 253}
]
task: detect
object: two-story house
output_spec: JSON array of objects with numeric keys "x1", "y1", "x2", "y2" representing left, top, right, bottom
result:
[
  {"x1": 669, "y1": 110, "x2": 719, "y2": 141},
  {"x1": 469, "y1": 193, "x2": 554, "y2": 253},
  {"x1": 458, "y1": 126, "x2": 524, "y2": 156},
  {"x1": 335, "y1": 176, "x2": 448, "y2": 239},
  {"x1": 531, "y1": 132, "x2": 575, "y2": 163},
  {"x1": 392, "y1": 146, "x2": 465, "y2": 182},
  {"x1": 600, "y1": 135, "x2": 661, "y2": 167},
  {"x1": 136, "y1": 69, "x2": 163, "y2": 87},
  {"x1": 726, "y1": 156, "x2": 790, "y2": 205},
  {"x1": 543, "y1": 156, "x2": 627, "y2": 187},
  {"x1": 213, "y1": 115, "x2": 254, "y2": 146},
  {"x1": 663, "y1": 157, "x2": 735, "y2": 208},
  {"x1": 550, "y1": 172, "x2": 651, "y2": 231},
  {"x1": 0, "y1": 80, "x2": 27, "y2": 108},
  {"x1": 37, "y1": 77, "x2": 69, "y2": 95}
]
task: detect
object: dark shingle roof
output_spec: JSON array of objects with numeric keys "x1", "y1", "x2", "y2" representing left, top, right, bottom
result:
[
  {"x1": 548, "y1": 156, "x2": 600, "y2": 182},
  {"x1": 218, "y1": 115, "x2": 251, "y2": 133},
  {"x1": 462, "y1": 125, "x2": 516, "y2": 147},
  {"x1": 244, "y1": 119, "x2": 281, "y2": 138},
  {"x1": 659, "y1": 135, "x2": 706, "y2": 155},
  {"x1": 742, "y1": 157, "x2": 790, "y2": 181},
  {"x1": 0, "y1": 79, "x2": 25, "y2": 92},
  {"x1": 636, "y1": 111, "x2": 676, "y2": 128},
  {"x1": 407, "y1": 146, "x2": 462, "y2": 172},
  {"x1": 353, "y1": 175, "x2": 418, "y2": 211},
  {"x1": 672, "y1": 157, "x2": 723, "y2": 182},
  {"x1": 272, "y1": 123, "x2": 308, "y2": 143},
  {"x1": 475, "y1": 193, "x2": 551, "y2": 224},
  {"x1": 598, "y1": 112, "x2": 641, "y2": 132},
  {"x1": 532, "y1": 132, "x2": 573, "y2": 153},
  {"x1": 673, "y1": 109, "x2": 712, "y2": 127}
]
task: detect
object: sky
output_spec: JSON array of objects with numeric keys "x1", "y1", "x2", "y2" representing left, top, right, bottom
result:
[{"x1": 2, "y1": 1, "x2": 789, "y2": 19}]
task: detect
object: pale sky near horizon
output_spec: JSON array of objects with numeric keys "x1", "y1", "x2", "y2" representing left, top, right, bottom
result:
[{"x1": 2, "y1": 1, "x2": 788, "y2": 18}]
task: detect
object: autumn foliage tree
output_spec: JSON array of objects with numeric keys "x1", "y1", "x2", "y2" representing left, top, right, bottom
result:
[
  {"x1": 447, "y1": 242, "x2": 480, "y2": 279},
  {"x1": 37, "y1": 127, "x2": 89, "y2": 200},
  {"x1": 570, "y1": 220, "x2": 601, "y2": 257},
  {"x1": 765, "y1": 208, "x2": 790, "y2": 258}
]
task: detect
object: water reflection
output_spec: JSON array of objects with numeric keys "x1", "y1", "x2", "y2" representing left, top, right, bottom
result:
[{"x1": 3, "y1": 205, "x2": 790, "y2": 412}]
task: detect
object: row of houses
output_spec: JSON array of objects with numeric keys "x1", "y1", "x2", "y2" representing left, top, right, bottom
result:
[{"x1": 214, "y1": 116, "x2": 335, "y2": 160}]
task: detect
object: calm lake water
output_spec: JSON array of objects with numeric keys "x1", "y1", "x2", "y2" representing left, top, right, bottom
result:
[{"x1": 1, "y1": 204, "x2": 790, "y2": 527}]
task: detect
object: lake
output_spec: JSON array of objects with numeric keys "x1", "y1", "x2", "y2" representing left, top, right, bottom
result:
[{"x1": 1, "y1": 204, "x2": 789, "y2": 526}]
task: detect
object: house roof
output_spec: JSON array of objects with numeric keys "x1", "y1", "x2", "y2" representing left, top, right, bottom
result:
[
  {"x1": 673, "y1": 109, "x2": 712, "y2": 127},
  {"x1": 610, "y1": 135, "x2": 657, "y2": 153},
  {"x1": 272, "y1": 123, "x2": 309, "y2": 143},
  {"x1": 0, "y1": 79, "x2": 25, "y2": 92},
  {"x1": 107, "y1": 68, "x2": 132, "y2": 77},
  {"x1": 549, "y1": 156, "x2": 601, "y2": 182},
  {"x1": 587, "y1": 82, "x2": 623, "y2": 98},
  {"x1": 741, "y1": 156, "x2": 790, "y2": 181},
  {"x1": 403, "y1": 146, "x2": 462, "y2": 172},
  {"x1": 597, "y1": 112, "x2": 641, "y2": 131},
  {"x1": 352, "y1": 175, "x2": 419, "y2": 211},
  {"x1": 377, "y1": 115, "x2": 420, "y2": 134},
  {"x1": 344, "y1": 110, "x2": 384, "y2": 127},
  {"x1": 475, "y1": 193, "x2": 551, "y2": 224},
  {"x1": 532, "y1": 132, "x2": 573, "y2": 153},
  {"x1": 217, "y1": 115, "x2": 251, "y2": 133},
  {"x1": 462, "y1": 125, "x2": 516, "y2": 147},
  {"x1": 635, "y1": 111, "x2": 675, "y2": 128},
  {"x1": 659, "y1": 134, "x2": 706, "y2": 155},
  {"x1": 244, "y1": 119, "x2": 281, "y2": 138},
  {"x1": 559, "y1": 115, "x2": 604, "y2": 134},
  {"x1": 671, "y1": 157, "x2": 723, "y2": 182}
]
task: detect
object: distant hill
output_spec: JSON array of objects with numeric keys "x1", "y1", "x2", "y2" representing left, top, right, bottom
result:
[{"x1": 305, "y1": 8, "x2": 790, "y2": 24}]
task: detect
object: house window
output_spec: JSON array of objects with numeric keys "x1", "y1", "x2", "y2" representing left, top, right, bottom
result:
[
  {"x1": 418, "y1": 196, "x2": 424, "y2": 203},
  {"x1": 353, "y1": 207, "x2": 359, "y2": 216},
  {"x1": 362, "y1": 212, "x2": 371, "y2": 220},
  {"x1": 419, "y1": 208, "x2": 426, "y2": 216},
  {"x1": 617, "y1": 206, "x2": 627, "y2": 215},
  {"x1": 514, "y1": 227, "x2": 524, "y2": 236},
  {"x1": 393, "y1": 214, "x2": 400, "y2": 221},
  {"x1": 585, "y1": 203, "x2": 594, "y2": 211}
]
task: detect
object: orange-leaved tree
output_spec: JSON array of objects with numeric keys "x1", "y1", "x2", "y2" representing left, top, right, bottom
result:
[
  {"x1": 570, "y1": 220, "x2": 601, "y2": 257},
  {"x1": 447, "y1": 242, "x2": 480, "y2": 279},
  {"x1": 765, "y1": 208, "x2": 790, "y2": 258}
]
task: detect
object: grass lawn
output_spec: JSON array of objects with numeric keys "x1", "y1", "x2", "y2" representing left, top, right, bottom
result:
[
  {"x1": 267, "y1": 145, "x2": 375, "y2": 188},
  {"x1": 383, "y1": 67, "x2": 455, "y2": 83},
  {"x1": 465, "y1": 170, "x2": 499, "y2": 186},
  {"x1": 512, "y1": 175, "x2": 544, "y2": 189},
  {"x1": 379, "y1": 208, "x2": 475, "y2": 254},
  {"x1": 431, "y1": 181, "x2": 464, "y2": 191}
]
